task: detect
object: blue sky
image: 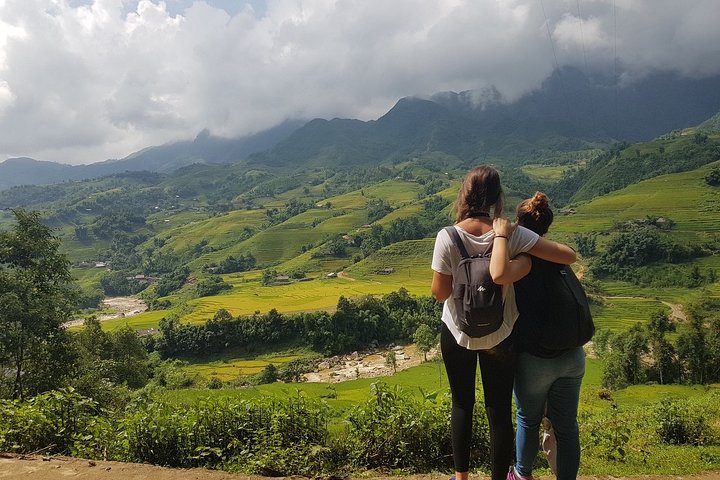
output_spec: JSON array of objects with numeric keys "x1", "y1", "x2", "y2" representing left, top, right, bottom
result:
[{"x1": 1, "y1": 0, "x2": 719, "y2": 164}]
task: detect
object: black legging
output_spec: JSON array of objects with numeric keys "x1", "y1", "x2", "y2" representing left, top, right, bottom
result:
[{"x1": 441, "y1": 323, "x2": 517, "y2": 480}]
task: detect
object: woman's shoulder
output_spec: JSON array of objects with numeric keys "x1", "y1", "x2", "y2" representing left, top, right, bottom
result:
[{"x1": 512, "y1": 224, "x2": 536, "y2": 237}]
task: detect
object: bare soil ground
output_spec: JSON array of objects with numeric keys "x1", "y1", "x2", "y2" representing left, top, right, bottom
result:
[
  {"x1": 303, "y1": 344, "x2": 438, "y2": 383},
  {"x1": 64, "y1": 296, "x2": 148, "y2": 328},
  {"x1": 0, "y1": 455, "x2": 718, "y2": 480}
]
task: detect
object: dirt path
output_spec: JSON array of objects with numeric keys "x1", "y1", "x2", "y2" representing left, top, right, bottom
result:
[
  {"x1": 661, "y1": 301, "x2": 687, "y2": 322},
  {"x1": 64, "y1": 296, "x2": 148, "y2": 328},
  {"x1": 1, "y1": 455, "x2": 718, "y2": 480}
]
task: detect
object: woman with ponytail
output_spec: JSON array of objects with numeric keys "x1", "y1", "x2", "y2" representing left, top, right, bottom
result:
[
  {"x1": 508, "y1": 192, "x2": 586, "y2": 480},
  {"x1": 431, "y1": 168, "x2": 576, "y2": 480}
]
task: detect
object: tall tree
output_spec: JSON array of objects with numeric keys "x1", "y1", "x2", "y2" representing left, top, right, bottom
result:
[
  {"x1": 413, "y1": 324, "x2": 436, "y2": 362},
  {"x1": 0, "y1": 210, "x2": 77, "y2": 399}
]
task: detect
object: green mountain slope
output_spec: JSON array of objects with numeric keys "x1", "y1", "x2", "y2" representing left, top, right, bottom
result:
[{"x1": 552, "y1": 129, "x2": 720, "y2": 204}]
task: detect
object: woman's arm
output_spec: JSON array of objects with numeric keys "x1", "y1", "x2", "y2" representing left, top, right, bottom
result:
[
  {"x1": 490, "y1": 218, "x2": 531, "y2": 284},
  {"x1": 528, "y1": 237, "x2": 577, "y2": 265},
  {"x1": 431, "y1": 271, "x2": 453, "y2": 302}
]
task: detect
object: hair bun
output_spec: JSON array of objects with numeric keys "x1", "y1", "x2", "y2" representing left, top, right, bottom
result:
[{"x1": 530, "y1": 191, "x2": 549, "y2": 210}]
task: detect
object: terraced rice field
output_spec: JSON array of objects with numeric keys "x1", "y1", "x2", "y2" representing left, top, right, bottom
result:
[
  {"x1": 181, "y1": 272, "x2": 431, "y2": 324},
  {"x1": 183, "y1": 354, "x2": 307, "y2": 381},
  {"x1": 591, "y1": 297, "x2": 668, "y2": 332},
  {"x1": 345, "y1": 239, "x2": 434, "y2": 280},
  {"x1": 158, "y1": 209, "x2": 267, "y2": 253},
  {"x1": 521, "y1": 164, "x2": 570, "y2": 182},
  {"x1": 98, "y1": 310, "x2": 171, "y2": 332},
  {"x1": 553, "y1": 160, "x2": 720, "y2": 240}
]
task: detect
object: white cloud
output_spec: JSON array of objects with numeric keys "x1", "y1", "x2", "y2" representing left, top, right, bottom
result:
[{"x1": 0, "y1": 0, "x2": 718, "y2": 164}]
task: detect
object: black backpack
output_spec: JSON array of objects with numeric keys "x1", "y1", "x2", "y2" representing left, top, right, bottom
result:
[
  {"x1": 445, "y1": 226, "x2": 504, "y2": 338},
  {"x1": 530, "y1": 257, "x2": 595, "y2": 350}
]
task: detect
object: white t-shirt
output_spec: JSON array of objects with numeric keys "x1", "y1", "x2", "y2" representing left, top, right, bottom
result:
[{"x1": 431, "y1": 225, "x2": 539, "y2": 350}]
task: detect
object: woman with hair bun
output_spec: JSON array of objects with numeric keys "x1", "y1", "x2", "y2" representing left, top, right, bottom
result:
[
  {"x1": 431, "y1": 168, "x2": 576, "y2": 480},
  {"x1": 508, "y1": 192, "x2": 586, "y2": 480}
]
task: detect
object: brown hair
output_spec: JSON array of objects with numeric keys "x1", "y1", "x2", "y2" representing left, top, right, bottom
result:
[
  {"x1": 454, "y1": 165, "x2": 504, "y2": 222},
  {"x1": 517, "y1": 191, "x2": 554, "y2": 236}
]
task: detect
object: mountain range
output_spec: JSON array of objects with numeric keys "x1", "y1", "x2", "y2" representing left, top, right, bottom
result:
[{"x1": 2, "y1": 67, "x2": 720, "y2": 190}]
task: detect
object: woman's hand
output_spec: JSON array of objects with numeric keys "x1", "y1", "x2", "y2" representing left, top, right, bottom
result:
[
  {"x1": 489, "y1": 217, "x2": 529, "y2": 284},
  {"x1": 492, "y1": 217, "x2": 517, "y2": 238}
]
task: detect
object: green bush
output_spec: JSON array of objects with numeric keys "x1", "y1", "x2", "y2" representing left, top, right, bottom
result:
[
  {"x1": 582, "y1": 404, "x2": 632, "y2": 461},
  {"x1": 206, "y1": 377, "x2": 223, "y2": 389},
  {"x1": 345, "y1": 383, "x2": 489, "y2": 472},
  {"x1": 0, "y1": 388, "x2": 99, "y2": 454},
  {"x1": 654, "y1": 398, "x2": 712, "y2": 445},
  {"x1": 195, "y1": 276, "x2": 232, "y2": 297},
  {"x1": 117, "y1": 395, "x2": 329, "y2": 472}
]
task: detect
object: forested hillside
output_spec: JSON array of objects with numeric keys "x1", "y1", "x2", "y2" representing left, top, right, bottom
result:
[{"x1": 0, "y1": 110, "x2": 719, "y2": 478}]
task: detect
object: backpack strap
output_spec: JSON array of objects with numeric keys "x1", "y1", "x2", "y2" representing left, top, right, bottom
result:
[
  {"x1": 444, "y1": 226, "x2": 470, "y2": 259},
  {"x1": 445, "y1": 226, "x2": 496, "y2": 258}
]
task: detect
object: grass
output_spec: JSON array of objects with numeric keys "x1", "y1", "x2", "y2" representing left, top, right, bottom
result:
[
  {"x1": 71, "y1": 267, "x2": 107, "y2": 290},
  {"x1": 96, "y1": 310, "x2": 171, "y2": 332}
]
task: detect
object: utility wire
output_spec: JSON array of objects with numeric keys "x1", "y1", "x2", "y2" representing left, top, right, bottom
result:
[
  {"x1": 539, "y1": 0, "x2": 569, "y2": 112},
  {"x1": 613, "y1": 0, "x2": 619, "y2": 135},
  {"x1": 576, "y1": 0, "x2": 597, "y2": 135}
]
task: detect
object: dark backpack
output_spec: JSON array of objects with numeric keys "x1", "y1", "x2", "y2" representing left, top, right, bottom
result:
[
  {"x1": 445, "y1": 226, "x2": 504, "y2": 338},
  {"x1": 531, "y1": 257, "x2": 595, "y2": 351}
]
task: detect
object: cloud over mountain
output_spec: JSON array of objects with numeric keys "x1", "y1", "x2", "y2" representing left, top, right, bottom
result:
[{"x1": 0, "y1": 0, "x2": 719, "y2": 164}]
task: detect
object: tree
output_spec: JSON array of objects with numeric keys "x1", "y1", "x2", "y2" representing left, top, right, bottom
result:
[
  {"x1": 574, "y1": 233, "x2": 597, "y2": 257},
  {"x1": 601, "y1": 324, "x2": 648, "y2": 389},
  {"x1": 0, "y1": 210, "x2": 78, "y2": 399},
  {"x1": 650, "y1": 335, "x2": 678, "y2": 385},
  {"x1": 385, "y1": 350, "x2": 397, "y2": 374},
  {"x1": 257, "y1": 364, "x2": 278, "y2": 384},
  {"x1": 677, "y1": 316, "x2": 709, "y2": 384},
  {"x1": 705, "y1": 167, "x2": 720, "y2": 186},
  {"x1": 647, "y1": 311, "x2": 678, "y2": 385},
  {"x1": 413, "y1": 324, "x2": 436, "y2": 362},
  {"x1": 647, "y1": 311, "x2": 675, "y2": 337},
  {"x1": 195, "y1": 276, "x2": 231, "y2": 297}
]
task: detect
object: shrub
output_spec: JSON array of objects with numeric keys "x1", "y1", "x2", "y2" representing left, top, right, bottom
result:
[
  {"x1": 582, "y1": 404, "x2": 632, "y2": 461},
  {"x1": 345, "y1": 383, "x2": 489, "y2": 472},
  {"x1": 705, "y1": 167, "x2": 720, "y2": 186},
  {"x1": 207, "y1": 377, "x2": 223, "y2": 389},
  {"x1": 654, "y1": 398, "x2": 712, "y2": 445},
  {"x1": 195, "y1": 276, "x2": 232, "y2": 297},
  {"x1": 0, "y1": 388, "x2": 99, "y2": 454}
]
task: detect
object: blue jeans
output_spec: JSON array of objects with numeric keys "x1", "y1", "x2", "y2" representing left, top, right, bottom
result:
[{"x1": 514, "y1": 347, "x2": 585, "y2": 480}]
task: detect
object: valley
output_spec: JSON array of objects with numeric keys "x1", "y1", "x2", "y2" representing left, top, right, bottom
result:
[{"x1": 1, "y1": 104, "x2": 719, "y2": 478}]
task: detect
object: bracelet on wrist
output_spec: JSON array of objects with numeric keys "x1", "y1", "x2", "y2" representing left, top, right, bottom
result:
[{"x1": 495, "y1": 235, "x2": 508, "y2": 239}]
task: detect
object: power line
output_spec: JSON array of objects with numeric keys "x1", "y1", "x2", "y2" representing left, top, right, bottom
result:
[
  {"x1": 539, "y1": 0, "x2": 569, "y2": 111},
  {"x1": 576, "y1": 0, "x2": 597, "y2": 134},
  {"x1": 576, "y1": 0, "x2": 590, "y2": 73},
  {"x1": 613, "y1": 0, "x2": 618, "y2": 133}
]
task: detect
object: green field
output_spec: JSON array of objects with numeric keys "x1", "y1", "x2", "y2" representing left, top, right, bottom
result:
[
  {"x1": 183, "y1": 353, "x2": 309, "y2": 381},
  {"x1": 553, "y1": 160, "x2": 720, "y2": 240},
  {"x1": 592, "y1": 296, "x2": 669, "y2": 332},
  {"x1": 521, "y1": 164, "x2": 570, "y2": 182}
]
